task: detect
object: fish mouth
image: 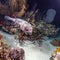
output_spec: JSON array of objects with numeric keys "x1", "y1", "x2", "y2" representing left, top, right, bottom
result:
[{"x1": 24, "y1": 31, "x2": 32, "y2": 35}]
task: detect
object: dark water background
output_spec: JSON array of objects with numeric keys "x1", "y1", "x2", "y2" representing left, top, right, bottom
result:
[
  {"x1": 0, "y1": 0, "x2": 60, "y2": 27},
  {"x1": 27, "y1": 0, "x2": 60, "y2": 28}
]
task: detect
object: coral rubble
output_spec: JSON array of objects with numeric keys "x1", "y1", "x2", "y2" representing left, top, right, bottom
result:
[{"x1": 0, "y1": 33, "x2": 25, "y2": 60}]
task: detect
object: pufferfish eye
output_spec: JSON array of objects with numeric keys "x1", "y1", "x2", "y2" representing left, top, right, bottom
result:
[
  {"x1": 24, "y1": 27, "x2": 28, "y2": 31},
  {"x1": 26, "y1": 29, "x2": 28, "y2": 31}
]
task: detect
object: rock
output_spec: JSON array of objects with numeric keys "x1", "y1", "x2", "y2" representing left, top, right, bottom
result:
[
  {"x1": 0, "y1": 33, "x2": 3, "y2": 40},
  {"x1": 9, "y1": 48, "x2": 25, "y2": 60},
  {"x1": 0, "y1": 0, "x2": 26, "y2": 17},
  {"x1": 50, "y1": 39, "x2": 60, "y2": 46},
  {"x1": 0, "y1": 36, "x2": 10, "y2": 60}
]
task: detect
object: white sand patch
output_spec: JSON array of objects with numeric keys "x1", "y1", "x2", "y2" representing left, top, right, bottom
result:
[{"x1": 0, "y1": 30, "x2": 56, "y2": 60}]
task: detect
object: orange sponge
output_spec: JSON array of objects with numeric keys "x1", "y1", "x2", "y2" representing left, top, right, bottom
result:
[{"x1": 56, "y1": 47, "x2": 60, "y2": 52}]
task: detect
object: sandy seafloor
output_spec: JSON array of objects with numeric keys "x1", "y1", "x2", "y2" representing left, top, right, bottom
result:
[{"x1": 0, "y1": 30, "x2": 60, "y2": 60}]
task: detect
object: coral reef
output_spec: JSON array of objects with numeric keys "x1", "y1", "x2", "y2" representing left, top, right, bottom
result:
[
  {"x1": 0, "y1": 33, "x2": 25, "y2": 60},
  {"x1": 0, "y1": 0, "x2": 27, "y2": 17}
]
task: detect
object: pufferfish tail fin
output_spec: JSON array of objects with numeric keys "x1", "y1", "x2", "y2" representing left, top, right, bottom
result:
[{"x1": 4, "y1": 16, "x2": 16, "y2": 22}]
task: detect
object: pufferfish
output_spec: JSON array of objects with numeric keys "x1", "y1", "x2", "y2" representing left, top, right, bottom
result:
[{"x1": 4, "y1": 16, "x2": 33, "y2": 35}]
